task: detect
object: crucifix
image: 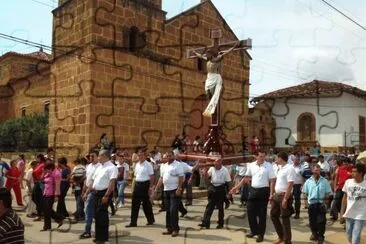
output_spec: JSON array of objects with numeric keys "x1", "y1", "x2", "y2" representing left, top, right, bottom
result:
[{"x1": 187, "y1": 29, "x2": 252, "y2": 154}]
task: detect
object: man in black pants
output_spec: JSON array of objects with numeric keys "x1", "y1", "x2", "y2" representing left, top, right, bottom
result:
[
  {"x1": 231, "y1": 150, "x2": 275, "y2": 243},
  {"x1": 154, "y1": 151, "x2": 185, "y2": 237},
  {"x1": 292, "y1": 153, "x2": 303, "y2": 219},
  {"x1": 126, "y1": 147, "x2": 155, "y2": 227},
  {"x1": 199, "y1": 159, "x2": 231, "y2": 229},
  {"x1": 84, "y1": 149, "x2": 117, "y2": 244},
  {"x1": 302, "y1": 164, "x2": 332, "y2": 244}
]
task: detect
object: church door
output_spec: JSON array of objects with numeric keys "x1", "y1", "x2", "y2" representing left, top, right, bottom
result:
[{"x1": 297, "y1": 113, "x2": 316, "y2": 142}]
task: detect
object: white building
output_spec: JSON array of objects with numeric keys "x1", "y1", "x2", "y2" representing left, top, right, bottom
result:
[{"x1": 251, "y1": 80, "x2": 366, "y2": 152}]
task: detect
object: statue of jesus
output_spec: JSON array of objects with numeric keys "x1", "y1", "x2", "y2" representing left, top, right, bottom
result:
[{"x1": 193, "y1": 41, "x2": 240, "y2": 117}]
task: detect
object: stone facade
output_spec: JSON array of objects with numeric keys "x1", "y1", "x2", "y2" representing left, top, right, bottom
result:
[
  {"x1": 0, "y1": 52, "x2": 51, "y2": 123},
  {"x1": 49, "y1": 0, "x2": 251, "y2": 158},
  {"x1": 1, "y1": 0, "x2": 251, "y2": 159},
  {"x1": 248, "y1": 102, "x2": 276, "y2": 151}
]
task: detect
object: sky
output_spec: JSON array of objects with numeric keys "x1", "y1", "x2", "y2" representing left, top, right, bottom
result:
[{"x1": 1, "y1": 0, "x2": 366, "y2": 99}]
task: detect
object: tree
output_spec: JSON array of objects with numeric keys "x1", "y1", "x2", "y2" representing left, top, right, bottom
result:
[{"x1": 0, "y1": 113, "x2": 48, "y2": 151}]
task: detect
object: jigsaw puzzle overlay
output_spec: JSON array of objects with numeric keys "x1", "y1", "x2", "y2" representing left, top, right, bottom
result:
[
  {"x1": 1, "y1": 0, "x2": 365, "y2": 243},
  {"x1": 1, "y1": 0, "x2": 250, "y2": 242}
]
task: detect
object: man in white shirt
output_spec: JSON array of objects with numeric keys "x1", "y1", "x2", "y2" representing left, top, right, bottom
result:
[
  {"x1": 199, "y1": 158, "x2": 231, "y2": 229},
  {"x1": 292, "y1": 153, "x2": 303, "y2": 219},
  {"x1": 340, "y1": 163, "x2": 366, "y2": 244},
  {"x1": 154, "y1": 151, "x2": 184, "y2": 237},
  {"x1": 231, "y1": 150, "x2": 276, "y2": 243},
  {"x1": 126, "y1": 147, "x2": 155, "y2": 227},
  {"x1": 84, "y1": 149, "x2": 117, "y2": 244},
  {"x1": 80, "y1": 149, "x2": 101, "y2": 239},
  {"x1": 270, "y1": 152, "x2": 295, "y2": 244},
  {"x1": 318, "y1": 155, "x2": 330, "y2": 176}
]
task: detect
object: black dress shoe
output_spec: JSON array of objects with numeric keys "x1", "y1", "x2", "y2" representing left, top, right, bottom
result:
[
  {"x1": 79, "y1": 232, "x2": 92, "y2": 239},
  {"x1": 246, "y1": 232, "x2": 256, "y2": 238},
  {"x1": 198, "y1": 223, "x2": 209, "y2": 229},
  {"x1": 225, "y1": 201, "x2": 230, "y2": 209},
  {"x1": 146, "y1": 222, "x2": 154, "y2": 226},
  {"x1": 256, "y1": 235, "x2": 264, "y2": 242},
  {"x1": 180, "y1": 211, "x2": 187, "y2": 217},
  {"x1": 216, "y1": 224, "x2": 223, "y2": 229},
  {"x1": 125, "y1": 223, "x2": 137, "y2": 228}
]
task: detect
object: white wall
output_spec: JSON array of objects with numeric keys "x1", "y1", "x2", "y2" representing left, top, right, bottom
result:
[{"x1": 270, "y1": 93, "x2": 366, "y2": 148}]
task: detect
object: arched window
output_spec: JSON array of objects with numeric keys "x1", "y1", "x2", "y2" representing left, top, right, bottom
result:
[{"x1": 297, "y1": 113, "x2": 316, "y2": 141}]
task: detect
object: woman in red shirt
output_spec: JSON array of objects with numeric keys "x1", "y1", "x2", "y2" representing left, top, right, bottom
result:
[
  {"x1": 32, "y1": 154, "x2": 46, "y2": 221},
  {"x1": 5, "y1": 160, "x2": 23, "y2": 206},
  {"x1": 331, "y1": 156, "x2": 352, "y2": 221}
]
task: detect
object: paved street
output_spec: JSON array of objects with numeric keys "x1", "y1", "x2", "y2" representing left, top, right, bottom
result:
[{"x1": 11, "y1": 188, "x2": 358, "y2": 244}]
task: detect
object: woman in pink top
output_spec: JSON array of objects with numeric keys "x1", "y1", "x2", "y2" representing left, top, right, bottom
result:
[{"x1": 41, "y1": 163, "x2": 63, "y2": 231}]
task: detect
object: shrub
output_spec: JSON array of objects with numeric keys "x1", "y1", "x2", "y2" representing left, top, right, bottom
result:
[{"x1": 0, "y1": 113, "x2": 48, "y2": 151}]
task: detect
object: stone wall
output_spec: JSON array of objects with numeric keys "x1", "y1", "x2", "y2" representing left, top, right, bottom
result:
[{"x1": 0, "y1": 55, "x2": 51, "y2": 123}]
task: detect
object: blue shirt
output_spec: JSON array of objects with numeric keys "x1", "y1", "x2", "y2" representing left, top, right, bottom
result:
[{"x1": 302, "y1": 176, "x2": 332, "y2": 204}]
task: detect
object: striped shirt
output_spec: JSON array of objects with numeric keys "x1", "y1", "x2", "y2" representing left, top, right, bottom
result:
[{"x1": 0, "y1": 209, "x2": 24, "y2": 244}]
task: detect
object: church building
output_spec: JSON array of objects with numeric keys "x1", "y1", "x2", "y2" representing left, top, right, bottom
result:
[{"x1": 0, "y1": 0, "x2": 251, "y2": 158}]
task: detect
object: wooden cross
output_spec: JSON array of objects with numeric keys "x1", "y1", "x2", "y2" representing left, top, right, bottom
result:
[
  {"x1": 187, "y1": 29, "x2": 252, "y2": 155},
  {"x1": 187, "y1": 29, "x2": 252, "y2": 125},
  {"x1": 187, "y1": 29, "x2": 252, "y2": 59}
]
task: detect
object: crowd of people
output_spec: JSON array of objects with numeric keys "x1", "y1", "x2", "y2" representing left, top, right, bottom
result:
[{"x1": 0, "y1": 144, "x2": 365, "y2": 244}]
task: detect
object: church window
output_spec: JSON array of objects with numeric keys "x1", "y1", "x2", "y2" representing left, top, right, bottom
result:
[{"x1": 27, "y1": 64, "x2": 37, "y2": 72}]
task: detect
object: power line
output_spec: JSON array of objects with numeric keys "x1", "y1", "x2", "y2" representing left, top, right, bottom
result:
[
  {"x1": 320, "y1": 0, "x2": 366, "y2": 31},
  {"x1": 30, "y1": 0, "x2": 55, "y2": 8},
  {"x1": 327, "y1": 0, "x2": 365, "y2": 23},
  {"x1": 295, "y1": 0, "x2": 364, "y2": 39},
  {"x1": 251, "y1": 67, "x2": 302, "y2": 82}
]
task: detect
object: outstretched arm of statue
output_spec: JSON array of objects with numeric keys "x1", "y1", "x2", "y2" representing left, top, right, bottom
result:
[
  {"x1": 216, "y1": 41, "x2": 240, "y2": 60},
  {"x1": 193, "y1": 51, "x2": 207, "y2": 60}
]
